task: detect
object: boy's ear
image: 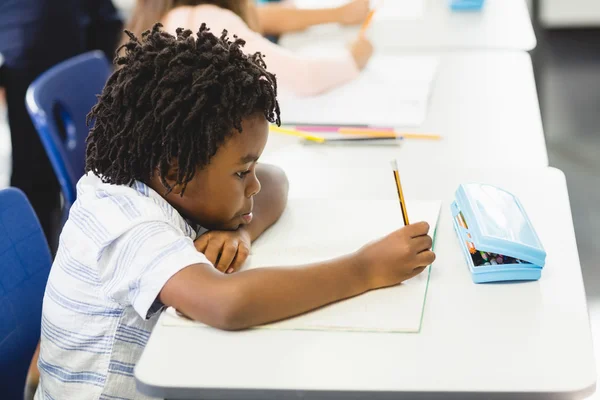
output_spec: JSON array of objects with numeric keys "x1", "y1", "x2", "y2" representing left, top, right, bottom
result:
[{"x1": 159, "y1": 160, "x2": 184, "y2": 195}]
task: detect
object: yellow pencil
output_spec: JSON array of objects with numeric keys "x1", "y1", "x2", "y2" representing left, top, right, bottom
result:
[
  {"x1": 339, "y1": 128, "x2": 441, "y2": 141},
  {"x1": 391, "y1": 159, "x2": 410, "y2": 226},
  {"x1": 269, "y1": 125, "x2": 325, "y2": 143}
]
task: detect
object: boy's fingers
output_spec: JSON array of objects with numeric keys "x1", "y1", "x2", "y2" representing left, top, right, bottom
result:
[
  {"x1": 204, "y1": 242, "x2": 222, "y2": 266},
  {"x1": 194, "y1": 235, "x2": 209, "y2": 253},
  {"x1": 416, "y1": 250, "x2": 436, "y2": 266},
  {"x1": 406, "y1": 221, "x2": 430, "y2": 238},
  {"x1": 217, "y1": 243, "x2": 238, "y2": 273},
  {"x1": 412, "y1": 235, "x2": 433, "y2": 253},
  {"x1": 230, "y1": 245, "x2": 250, "y2": 272}
]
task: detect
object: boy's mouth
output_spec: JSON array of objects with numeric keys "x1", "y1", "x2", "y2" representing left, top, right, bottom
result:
[{"x1": 240, "y1": 212, "x2": 253, "y2": 224}]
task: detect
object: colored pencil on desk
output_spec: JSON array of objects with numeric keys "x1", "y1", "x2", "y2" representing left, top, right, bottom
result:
[
  {"x1": 390, "y1": 159, "x2": 410, "y2": 226},
  {"x1": 339, "y1": 128, "x2": 441, "y2": 141},
  {"x1": 269, "y1": 125, "x2": 325, "y2": 143},
  {"x1": 292, "y1": 125, "x2": 395, "y2": 133}
]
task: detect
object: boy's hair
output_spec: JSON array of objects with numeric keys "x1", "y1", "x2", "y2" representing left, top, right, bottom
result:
[{"x1": 86, "y1": 23, "x2": 280, "y2": 193}]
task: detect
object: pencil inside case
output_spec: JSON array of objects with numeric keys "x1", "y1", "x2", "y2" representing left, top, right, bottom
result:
[{"x1": 451, "y1": 184, "x2": 546, "y2": 283}]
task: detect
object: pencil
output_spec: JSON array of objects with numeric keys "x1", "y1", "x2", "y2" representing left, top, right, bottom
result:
[
  {"x1": 390, "y1": 159, "x2": 410, "y2": 226},
  {"x1": 359, "y1": 9, "x2": 377, "y2": 36},
  {"x1": 269, "y1": 125, "x2": 325, "y2": 143},
  {"x1": 339, "y1": 128, "x2": 441, "y2": 141}
]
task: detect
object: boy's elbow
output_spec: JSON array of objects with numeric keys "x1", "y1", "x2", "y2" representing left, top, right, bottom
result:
[
  {"x1": 257, "y1": 164, "x2": 289, "y2": 196},
  {"x1": 208, "y1": 293, "x2": 252, "y2": 331}
]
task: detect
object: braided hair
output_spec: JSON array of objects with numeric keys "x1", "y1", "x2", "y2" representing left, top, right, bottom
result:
[{"x1": 86, "y1": 23, "x2": 280, "y2": 194}]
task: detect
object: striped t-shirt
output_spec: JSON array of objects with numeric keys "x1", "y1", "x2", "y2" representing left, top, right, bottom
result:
[{"x1": 35, "y1": 173, "x2": 211, "y2": 400}]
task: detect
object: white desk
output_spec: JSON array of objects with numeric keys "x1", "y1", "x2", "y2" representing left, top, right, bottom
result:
[
  {"x1": 263, "y1": 51, "x2": 548, "y2": 168},
  {"x1": 135, "y1": 167, "x2": 596, "y2": 399},
  {"x1": 280, "y1": 0, "x2": 536, "y2": 52}
]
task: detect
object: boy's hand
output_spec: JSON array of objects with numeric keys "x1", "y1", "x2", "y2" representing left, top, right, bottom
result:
[
  {"x1": 357, "y1": 221, "x2": 436, "y2": 290},
  {"x1": 195, "y1": 229, "x2": 252, "y2": 274}
]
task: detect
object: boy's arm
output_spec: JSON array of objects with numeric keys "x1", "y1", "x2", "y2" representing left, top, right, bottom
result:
[
  {"x1": 160, "y1": 223, "x2": 434, "y2": 331},
  {"x1": 242, "y1": 163, "x2": 288, "y2": 241},
  {"x1": 159, "y1": 253, "x2": 368, "y2": 331}
]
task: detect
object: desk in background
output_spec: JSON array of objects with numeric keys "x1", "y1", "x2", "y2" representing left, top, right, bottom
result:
[
  {"x1": 263, "y1": 51, "x2": 547, "y2": 168},
  {"x1": 280, "y1": 0, "x2": 536, "y2": 52}
]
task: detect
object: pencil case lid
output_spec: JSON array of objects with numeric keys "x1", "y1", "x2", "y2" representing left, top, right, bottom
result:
[{"x1": 454, "y1": 183, "x2": 546, "y2": 268}]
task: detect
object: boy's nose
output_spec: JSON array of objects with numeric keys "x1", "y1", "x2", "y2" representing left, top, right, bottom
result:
[{"x1": 247, "y1": 176, "x2": 261, "y2": 198}]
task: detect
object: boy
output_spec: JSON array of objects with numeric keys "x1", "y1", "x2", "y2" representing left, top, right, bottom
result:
[{"x1": 36, "y1": 24, "x2": 435, "y2": 399}]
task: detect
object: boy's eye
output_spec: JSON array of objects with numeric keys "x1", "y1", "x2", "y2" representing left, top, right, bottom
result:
[{"x1": 236, "y1": 170, "x2": 251, "y2": 179}]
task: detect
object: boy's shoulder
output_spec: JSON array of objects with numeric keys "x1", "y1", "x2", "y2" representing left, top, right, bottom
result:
[{"x1": 69, "y1": 173, "x2": 198, "y2": 241}]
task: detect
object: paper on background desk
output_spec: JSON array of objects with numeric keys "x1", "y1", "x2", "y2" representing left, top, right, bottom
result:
[
  {"x1": 163, "y1": 199, "x2": 441, "y2": 333},
  {"x1": 293, "y1": 0, "x2": 424, "y2": 20},
  {"x1": 278, "y1": 56, "x2": 439, "y2": 127}
]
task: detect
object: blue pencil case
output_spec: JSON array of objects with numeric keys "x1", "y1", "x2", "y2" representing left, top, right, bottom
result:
[
  {"x1": 449, "y1": 0, "x2": 485, "y2": 11},
  {"x1": 451, "y1": 183, "x2": 546, "y2": 283}
]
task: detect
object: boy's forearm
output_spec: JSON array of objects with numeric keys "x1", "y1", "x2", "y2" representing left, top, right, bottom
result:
[
  {"x1": 257, "y1": 6, "x2": 339, "y2": 35},
  {"x1": 164, "y1": 252, "x2": 370, "y2": 331},
  {"x1": 242, "y1": 163, "x2": 288, "y2": 241}
]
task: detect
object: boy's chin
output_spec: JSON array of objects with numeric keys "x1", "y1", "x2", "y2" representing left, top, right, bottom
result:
[{"x1": 205, "y1": 220, "x2": 242, "y2": 232}]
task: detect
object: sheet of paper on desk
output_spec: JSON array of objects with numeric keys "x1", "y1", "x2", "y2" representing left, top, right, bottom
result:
[
  {"x1": 162, "y1": 198, "x2": 441, "y2": 333},
  {"x1": 278, "y1": 56, "x2": 439, "y2": 127},
  {"x1": 292, "y1": 0, "x2": 424, "y2": 20}
]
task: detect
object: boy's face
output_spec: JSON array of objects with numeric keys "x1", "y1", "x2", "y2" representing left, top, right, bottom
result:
[{"x1": 155, "y1": 113, "x2": 269, "y2": 231}]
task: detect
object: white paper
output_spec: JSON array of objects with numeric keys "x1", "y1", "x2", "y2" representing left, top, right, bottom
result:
[
  {"x1": 163, "y1": 199, "x2": 441, "y2": 332},
  {"x1": 278, "y1": 56, "x2": 439, "y2": 127}
]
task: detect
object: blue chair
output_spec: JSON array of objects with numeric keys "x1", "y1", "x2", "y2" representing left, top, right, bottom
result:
[
  {"x1": 0, "y1": 188, "x2": 52, "y2": 399},
  {"x1": 25, "y1": 51, "x2": 111, "y2": 214}
]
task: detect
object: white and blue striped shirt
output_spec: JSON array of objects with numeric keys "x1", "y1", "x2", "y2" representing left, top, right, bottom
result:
[{"x1": 35, "y1": 173, "x2": 211, "y2": 400}]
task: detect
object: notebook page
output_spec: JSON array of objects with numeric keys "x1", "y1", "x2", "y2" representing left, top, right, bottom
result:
[{"x1": 278, "y1": 56, "x2": 439, "y2": 127}]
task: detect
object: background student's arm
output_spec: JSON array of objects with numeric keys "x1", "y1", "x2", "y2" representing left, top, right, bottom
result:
[
  {"x1": 160, "y1": 222, "x2": 435, "y2": 330},
  {"x1": 255, "y1": 0, "x2": 370, "y2": 35},
  {"x1": 240, "y1": 27, "x2": 372, "y2": 95}
]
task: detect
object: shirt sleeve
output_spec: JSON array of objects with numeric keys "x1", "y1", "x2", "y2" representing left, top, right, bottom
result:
[{"x1": 97, "y1": 221, "x2": 212, "y2": 319}]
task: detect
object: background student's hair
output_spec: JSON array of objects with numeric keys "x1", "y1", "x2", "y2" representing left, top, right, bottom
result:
[{"x1": 127, "y1": 0, "x2": 248, "y2": 38}]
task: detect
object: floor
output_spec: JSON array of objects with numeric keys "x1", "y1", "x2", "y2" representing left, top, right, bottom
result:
[{"x1": 1, "y1": 6, "x2": 600, "y2": 397}]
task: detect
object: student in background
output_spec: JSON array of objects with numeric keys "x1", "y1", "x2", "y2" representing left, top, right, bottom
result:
[
  {"x1": 0, "y1": 0, "x2": 122, "y2": 253},
  {"x1": 36, "y1": 25, "x2": 433, "y2": 398},
  {"x1": 126, "y1": 0, "x2": 373, "y2": 96}
]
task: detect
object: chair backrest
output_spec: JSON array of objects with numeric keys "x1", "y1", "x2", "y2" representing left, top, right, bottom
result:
[
  {"x1": 0, "y1": 188, "x2": 52, "y2": 399},
  {"x1": 25, "y1": 51, "x2": 111, "y2": 209}
]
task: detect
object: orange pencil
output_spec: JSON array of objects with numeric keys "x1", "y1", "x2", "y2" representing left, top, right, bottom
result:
[
  {"x1": 359, "y1": 9, "x2": 377, "y2": 35},
  {"x1": 339, "y1": 128, "x2": 441, "y2": 141}
]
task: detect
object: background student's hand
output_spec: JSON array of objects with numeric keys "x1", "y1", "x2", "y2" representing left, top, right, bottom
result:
[
  {"x1": 357, "y1": 221, "x2": 436, "y2": 290},
  {"x1": 195, "y1": 229, "x2": 252, "y2": 274},
  {"x1": 349, "y1": 35, "x2": 374, "y2": 70},
  {"x1": 336, "y1": 0, "x2": 371, "y2": 26}
]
